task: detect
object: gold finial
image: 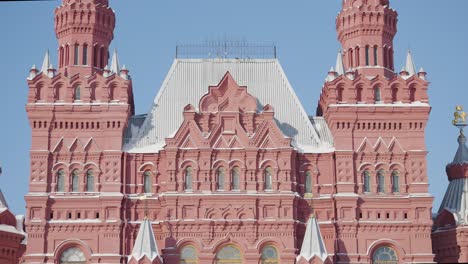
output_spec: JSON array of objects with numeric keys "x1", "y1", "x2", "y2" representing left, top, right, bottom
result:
[{"x1": 453, "y1": 105, "x2": 467, "y2": 136}]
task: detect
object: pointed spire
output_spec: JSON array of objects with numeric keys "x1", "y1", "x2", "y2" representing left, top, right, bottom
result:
[
  {"x1": 335, "y1": 51, "x2": 346, "y2": 75},
  {"x1": 110, "y1": 49, "x2": 120, "y2": 74},
  {"x1": 41, "y1": 50, "x2": 51, "y2": 74},
  {"x1": 28, "y1": 64, "x2": 39, "y2": 80},
  {"x1": 297, "y1": 216, "x2": 329, "y2": 263},
  {"x1": 453, "y1": 132, "x2": 468, "y2": 165},
  {"x1": 405, "y1": 50, "x2": 417, "y2": 76},
  {"x1": 129, "y1": 218, "x2": 162, "y2": 263},
  {"x1": 0, "y1": 189, "x2": 8, "y2": 210}
]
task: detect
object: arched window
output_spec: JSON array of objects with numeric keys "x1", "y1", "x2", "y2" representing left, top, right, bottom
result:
[
  {"x1": 93, "y1": 45, "x2": 98, "y2": 67},
  {"x1": 143, "y1": 171, "x2": 152, "y2": 193},
  {"x1": 374, "y1": 87, "x2": 382, "y2": 102},
  {"x1": 363, "y1": 170, "x2": 371, "y2": 193},
  {"x1": 410, "y1": 87, "x2": 416, "y2": 102},
  {"x1": 305, "y1": 171, "x2": 312, "y2": 194},
  {"x1": 180, "y1": 245, "x2": 198, "y2": 264},
  {"x1": 215, "y1": 245, "x2": 242, "y2": 264},
  {"x1": 60, "y1": 247, "x2": 86, "y2": 264},
  {"x1": 100, "y1": 47, "x2": 106, "y2": 68},
  {"x1": 392, "y1": 170, "x2": 400, "y2": 193},
  {"x1": 72, "y1": 170, "x2": 79, "y2": 192},
  {"x1": 57, "y1": 170, "x2": 65, "y2": 192},
  {"x1": 82, "y1": 44, "x2": 88, "y2": 65},
  {"x1": 348, "y1": 49, "x2": 354, "y2": 68},
  {"x1": 86, "y1": 170, "x2": 94, "y2": 192},
  {"x1": 383, "y1": 46, "x2": 388, "y2": 68},
  {"x1": 74, "y1": 44, "x2": 79, "y2": 65},
  {"x1": 374, "y1": 45, "x2": 379, "y2": 66},
  {"x1": 264, "y1": 166, "x2": 273, "y2": 191},
  {"x1": 74, "y1": 86, "x2": 81, "y2": 101},
  {"x1": 365, "y1": 45, "x2": 370, "y2": 66},
  {"x1": 65, "y1": 45, "x2": 70, "y2": 67},
  {"x1": 231, "y1": 167, "x2": 240, "y2": 191},
  {"x1": 377, "y1": 170, "x2": 385, "y2": 193},
  {"x1": 217, "y1": 167, "x2": 225, "y2": 190},
  {"x1": 261, "y1": 245, "x2": 279, "y2": 264},
  {"x1": 185, "y1": 167, "x2": 193, "y2": 191},
  {"x1": 372, "y1": 246, "x2": 398, "y2": 264},
  {"x1": 355, "y1": 46, "x2": 360, "y2": 67},
  {"x1": 59, "y1": 47, "x2": 64, "y2": 68}
]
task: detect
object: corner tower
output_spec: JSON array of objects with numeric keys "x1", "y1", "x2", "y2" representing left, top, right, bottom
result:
[
  {"x1": 23, "y1": 0, "x2": 134, "y2": 263},
  {"x1": 318, "y1": 0, "x2": 434, "y2": 263},
  {"x1": 337, "y1": 0, "x2": 397, "y2": 78}
]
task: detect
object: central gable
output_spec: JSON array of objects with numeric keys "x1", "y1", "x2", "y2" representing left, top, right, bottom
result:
[{"x1": 165, "y1": 72, "x2": 291, "y2": 150}]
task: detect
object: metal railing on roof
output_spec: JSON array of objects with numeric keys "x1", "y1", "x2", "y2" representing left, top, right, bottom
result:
[{"x1": 175, "y1": 41, "x2": 277, "y2": 59}]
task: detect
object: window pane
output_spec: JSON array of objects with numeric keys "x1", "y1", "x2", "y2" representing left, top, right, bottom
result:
[
  {"x1": 74, "y1": 44, "x2": 79, "y2": 65},
  {"x1": 261, "y1": 245, "x2": 279, "y2": 264},
  {"x1": 144, "y1": 171, "x2": 152, "y2": 193},
  {"x1": 75, "y1": 86, "x2": 81, "y2": 100},
  {"x1": 86, "y1": 171, "x2": 94, "y2": 192},
  {"x1": 180, "y1": 246, "x2": 198, "y2": 264},
  {"x1": 392, "y1": 171, "x2": 400, "y2": 193},
  {"x1": 364, "y1": 170, "x2": 371, "y2": 193},
  {"x1": 57, "y1": 170, "x2": 65, "y2": 192},
  {"x1": 82, "y1": 45, "x2": 88, "y2": 65},
  {"x1": 373, "y1": 246, "x2": 398, "y2": 264},
  {"x1": 60, "y1": 247, "x2": 86, "y2": 264},
  {"x1": 72, "y1": 170, "x2": 79, "y2": 192},
  {"x1": 377, "y1": 170, "x2": 385, "y2": 193},
  {"x1": 265, "y1": 167, "x2": 272, "y2": 190},
  {"x1": 305, "y1": 171, "x2": 312, "y2": 193},
  {"x1": 185, "y1": 167, "x2": 193, "y2": 190},
  {"x1": 216, "y1": 245, "x2": 242, "y2": 264},
  {"x1": 232, "y1": 167, "x2": 240, "y2": 190},
  {"x1": 217, "y1": 167, "x2": 225, "y2": 190}
]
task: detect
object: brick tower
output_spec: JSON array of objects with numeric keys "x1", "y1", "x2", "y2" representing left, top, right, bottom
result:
[
  {"x1": 317, "y1": 0, "x2": 434, "y2": 263},
  {"x1": 23, "y1": 0, "x2": 134, "y2": 262}
]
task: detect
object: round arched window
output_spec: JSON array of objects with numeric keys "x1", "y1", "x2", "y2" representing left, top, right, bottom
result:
[
  {"x1": 261, "y1": 245, "x2": 279, "y2": 264},
  {"x1": 60, "y1": 247, "x2": 86, "y2": 264},
  {"x1": 216, "y1": 245, "x2": 242, "y2": 264},
  {"x1": 180, "y1": 245, "x2": 198, "y2": 264},
  {"x1": 372, "y1": 246, "x2": 398, "y2": 264}
]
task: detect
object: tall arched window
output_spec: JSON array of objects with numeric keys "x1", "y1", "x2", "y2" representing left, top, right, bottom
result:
[
  {"x1": 377, "y1": 170, "x2": 385, "y2": 193},
  {"x1": 305, "y1": 171, "x2": 312, "y2": 194},
  {"x1": 348, "y1": 49, "x2": 354, "y2": 68},
  {"x1": 383, "y1": 46, "x2": 388, "y2": 68},
  {"x1": 86, "y1": 170, "x2": 94, "y2": 192},
  {"x1": 180, "y1": 245, "x2": 198, "y2": 264},
  {"x1": 100, "y1": 47, "x2": 105, "y2": 68},
  {"x1": 392, "y1": 170, "x2": 400, "y2": 193},
  {"x1": 374, "y1": 87, "x2": 382, "y2": 102},
  {"x1": 74, "y1": 86, "x2": 81, "y2": 101},
  {"x1": 57, "y1": 170, "x2": 65, "y2": 192},
  {"x1": 74, "y1": 44, "x2": 79, "y2": 65},
  {"x1": 374, "y1": 45, "x2": 379, "y2": 66},
  {"x1": 231, "y1": 167, "x2": 240, "y2": 191},
  {"x1": 143, "y1": 171, "x2": 152, "y2": 193},
  {"x1": 60, "y1": 247, "x2": 86, "y2": 264},
  {"x1": 365, "y1": 45, "x2": 370, "y2": 66},
  {"x1": 217, "y1": 167, "x2": 225, "y2": 190},
  {"x1": 355, "y1": 46, "x2": 360, "y2": 67},
  {"x1": 65, "y1": 45, "x2": 70, "y2": 67},
  {"x1": 215, "y1": 245, "x2": 242, "y2": 264},
  {"x1": 363, "y1": 170, "x2": 371, "y2": 193},
  {"x1": 72, "y1": 170, "x2": 79, "y2": 192},
  {"x1": 261, "y1": 245, "x2": 279, "y2": 264},
  {"x1": 372, "y1": 246, "x2": 398, "y2": 264},
  {"x1": 59, "y1": 47, "x2": 64, "y2": 68},
  {"x1": 82, "y1": 44, "x2": 88, "y2": 65},
  {"x1": 93, "y1": 45, "x2": 98, "y2": 67},
  {"x1": 185, "y1": 167, "x2": 193, "y2": 191},
  {"x1": 264, "y1": 166, "x2": 273, "y2": 191}
]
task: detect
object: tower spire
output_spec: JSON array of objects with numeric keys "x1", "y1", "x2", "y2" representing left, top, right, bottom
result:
[
  {"x1": 335, "y1": 51, "x2": 346, "y2": 76},
  {"x1": 40, "y1": 50, "x2": 50, "y2": 74},
  {"x1": 110, "y1": 49, "x2": 120, "y2": 74},
  {"x1": 404, "y1": 50, "x2": 417, "y2": 76}
]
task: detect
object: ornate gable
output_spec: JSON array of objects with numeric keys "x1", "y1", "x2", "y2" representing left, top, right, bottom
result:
[{"x1": 165, "y1": 72, "x2": 291, "y2": 150}]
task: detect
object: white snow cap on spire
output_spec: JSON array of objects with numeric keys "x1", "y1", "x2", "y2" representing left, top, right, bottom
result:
[
  {"x1": 405, "y1": 50, "x2": 417, "y2": 76},
  {"x1": 129, "y1": 218, "x2": 162, "y2": 262},
  {"x1": 335, "y1": 50, "x2": 346, "y2": 75},
  {"x1": 297, "y1": 216, "x2": 329, "y2": 262},
  {"x1": 110, "y1": 49, "x2": 120, "y2": 74},
  {"x1": 41, "y1": 50, "x2": 51, "y2": 74}
]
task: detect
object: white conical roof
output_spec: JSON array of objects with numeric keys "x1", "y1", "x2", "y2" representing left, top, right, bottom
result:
[
  {"x1": 0, "y1": 189, "x2": 8, "y2": 210},
  {"x1": 129, "y1": 218, "x2": 162, "y2": 262},
  {"x1": 110, "y1": 49, "x2": 120, "y2": 74},
  {"x1": 405, "y1": 50, "x2": 417, "y2": 76},
  {"x1": 335, "y1": 51, "x2": 346, "y2": 75},
  {"x1": 41, "y1": 50, "x2": 51, "y2": 74},
  {"x1": 297, "y1": 216, "x2": 329, "y2": 262}
]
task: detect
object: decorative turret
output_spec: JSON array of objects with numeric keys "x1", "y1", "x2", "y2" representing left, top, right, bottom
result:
[
  {"x1": 296, "y1": 215, "x2": 331, "y2": 264},
  {"x1": 433, "y1": 106, "x2": 468, "y2": 263},
  {"x1": 128, "y1": 218, "x2": 163, "y2": 264},
  {"x1": 55, "y1": 0, "x2": 115, "y2": 76},
  {"x1": 337, "y1": 0, "x2": 398, "y2": 78}
]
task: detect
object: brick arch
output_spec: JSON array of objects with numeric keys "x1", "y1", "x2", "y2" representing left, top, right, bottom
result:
[
  {"x1": 367, "y1": 239, "x2": 406, "y2": 263},
  {"x1": 138, "y1": 162, "x2": 157, "y2": 173},
  {"x1": 53, "y1": 238, "x2": 93, "y2": 264},
  {"x1": 179, "y1": 160, "x2": 198, "y2": 170},
  {"x1": 259, "y1": 159, "x2": 278, "y2": 170},
  {"x1": 229, "y1": 159, "x2": 245, "y2": 169},
  {"x1": 212, "y1": 159, "x2": 229, "y2": 170},
  {"x1": 255, "y1": 238, "x2": 286, "y2": 254}
]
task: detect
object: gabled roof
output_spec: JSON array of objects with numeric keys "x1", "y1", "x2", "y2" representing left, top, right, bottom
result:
[
  {"x1": 124, "y1": 59, "x2": 334, "y2": 153},
  {"x1": 297, "y1": 216, "x2": 329, "y2": 262},
  {"x1": 129, "y1": 218, "x2": 162, "y2": 262}
]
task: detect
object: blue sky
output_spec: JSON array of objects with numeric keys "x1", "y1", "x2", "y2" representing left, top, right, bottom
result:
[{"x1": 0, "y1": 0, "x2": 467, "y2": 214}]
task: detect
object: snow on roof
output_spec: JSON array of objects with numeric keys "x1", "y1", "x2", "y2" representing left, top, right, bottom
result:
[{"x1": 124, "y1": 58, "x2": 334, "y2": 153}]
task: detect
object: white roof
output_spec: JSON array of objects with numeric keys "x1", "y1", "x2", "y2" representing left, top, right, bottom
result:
[
  {"x1": 129, "y1": 218, "x2": 162, "y2": 262},
  {"x1": 124, "y1": 59, "x2": 334, "y2": 153},
  {"x1": 297, "y1": 216, "x2": 329, "y2": 262},
  {"x1": 0, "y1": 189, "x2": 8, "y2": 209}
]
